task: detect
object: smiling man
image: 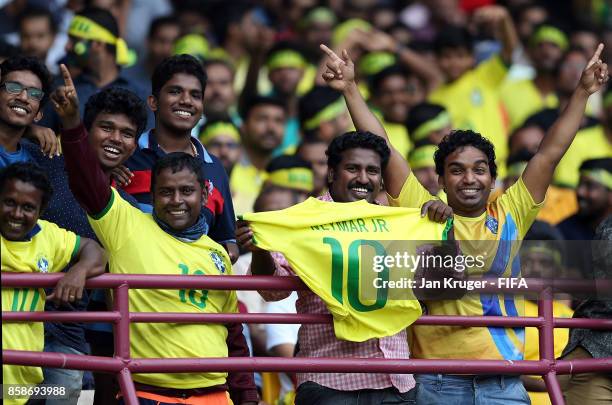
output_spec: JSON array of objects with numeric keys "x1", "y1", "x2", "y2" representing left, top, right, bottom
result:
[
  {"x1": 22, "y1": 84, "x2": 148, "y2": 404},
  {"x1": 121, "y1": 54, "x2": 240, "y2": 264},
  {"x1": 0, "y1": 56, "x2": 52, "y2": 168},
  {"x1": 1, "y1": 162, "x2": 105, "y2": 405},
  {"x1": 321, "y1": 41, "x2": 609, "y2": 404},
  {"x1": 51, "y1": 63, "x2": 259, "y2": 405}
]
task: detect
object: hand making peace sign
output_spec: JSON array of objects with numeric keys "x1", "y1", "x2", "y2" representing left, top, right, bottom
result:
[
  {"x1": 50, "y1": 64, "x2": 81, "y2": 129},
  {"x1": 319, "y1": 44, "x2": 356, "y2": 92}
]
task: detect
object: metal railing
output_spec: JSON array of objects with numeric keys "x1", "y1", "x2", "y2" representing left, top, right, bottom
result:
[{"x1": 2, "y1": 273, "x2": 612, "y2": 405}]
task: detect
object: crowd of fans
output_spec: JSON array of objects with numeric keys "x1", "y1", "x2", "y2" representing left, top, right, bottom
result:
[{"x1": 1, "y1": 0, "x2": 611, "y2": 405}]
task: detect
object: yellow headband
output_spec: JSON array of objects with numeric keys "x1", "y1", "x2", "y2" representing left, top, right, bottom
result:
[
  {"x1": 267, "y1": 167, "x2": 314, "y2": 192},
  {"x1": 530, "y1": 26, "x2": 568, "y2": 51},
  {"x1": 408, "y1": 145, "x2": 437, "y2": 170},
  {"x1": 266, "y1": 50, "x2": 307, "y2": 71},
  {"x1": 411, "y1": 111, "x2": 451, "y2": 142},
  {"x1": 69, "y1": 15, "x2": 129, "y2": 65},
  {"x1": 359, "y1": 52, "x2": 396, "y2": 76},
  {"x1": 303, "y1": 97, "x2": 346, "y2": 131},
  {"x1": 199, "y1": 122, "x2": 241, "y2": 145},
  {"x1": 581, "y1": 169, "x2": 612, "y2": 190},
  {"x1": 506, "y1": 161, "x2": 528, "y2": 180}
]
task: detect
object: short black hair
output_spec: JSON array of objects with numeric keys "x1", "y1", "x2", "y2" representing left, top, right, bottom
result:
[
  {"x1": 326, "y1": 131, "x2": 390, "y2": 171},
  {"x1": 210, "y1": 0, "x2": 255, "y2": 45},
  {"x1": 18, "y1": 6, "x2": 57, "y2": 34},
  {"x1": 0, "y1": 162, "x2": 53, "y2": 212},
  {"x1": 83, "y1": 87, "x2": 149, "y2": 136},
  {"x1": 369, "y1": 64, "x2": 410, "y2": 95},
  {"x1": 151, "y1": 152, "x2": 205, "y2": 191},
  {"x1": 147, "y1": 15, "x2": 179, "y2": 40},
  {"x1": 78, "y1": 7, "x2": 119, "y2": 37},
  {"x1": 241, "y1": 95, "x2": 286, "y2": 120},
  {"x1": 151, "y1": 54, "x2": 207, "y2": 98},
  {"x1": 76, "y1": 7, "x2": 120, "y2": 56},
  {"x1": 434, "y1": 130, "x2": 497, "y2": 178},
  {"x1": 434, "y1": 25, "x2": 473, "y2": 55},
  {"x1": 0, "y1": 56, "x2": 52, "y2": 107}
]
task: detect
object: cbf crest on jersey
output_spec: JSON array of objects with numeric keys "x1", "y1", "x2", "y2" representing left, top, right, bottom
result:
[
  {"x1": 485, "y1": 215, "x2": 498, "y2": 235},
  {"x1": 36, "y1": 254, "x2": 49, "y2": 273},
  {"x1": 210, "y1": 251, "x2": 226, "y2": 274}
]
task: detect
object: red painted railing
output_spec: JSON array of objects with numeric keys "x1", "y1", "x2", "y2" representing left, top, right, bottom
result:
[{"x1": 2, "y1": 273, "x2": 612, "y2": 405}]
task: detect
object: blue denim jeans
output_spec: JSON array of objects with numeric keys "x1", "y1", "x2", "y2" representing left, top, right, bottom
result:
[
  {"x1": 295, "y1": 381, "x2": 417, "y2": 405},
  {"x1": 42, "y1": 336, "x2": 86, "y2": 405},
  {"x1": 415, "y1": 374, "x2": 531, "y2": 405}
]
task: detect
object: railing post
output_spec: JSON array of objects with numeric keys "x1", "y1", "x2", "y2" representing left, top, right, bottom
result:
[
  {"x1": 539, "y1": 286, "x2": 564, "y2": 405},
  {"x1": 113, "y1": 284, "x2": 137, "y2": 403},
  {"x1": 117, "y1": 367, "x2": 139, "y2": 405}
]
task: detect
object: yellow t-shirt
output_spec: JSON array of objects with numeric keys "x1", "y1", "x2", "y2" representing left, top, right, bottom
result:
[
  {"x1": 523, "y1": 300, "x2": 573, "y2": 405},
  {"x1": 391, "y1": 175, "x2": 543, "y2": 360},
  {"x1": 500, "y1": 79, "x2": 558, "y2": 131},
  {"x1": 553, "y1": 124, "x2": 612, "y2": 188},
  {"x1": 2, "y1": 221, "x2": 79, "y2": 405},
  {"x1": 243, "y1": 197, "x2": 451, "y2": 342},
  {"x1": 87, "y1": 189, "x2": 237, "y2": 389},
  {"x1": 230, "y1": 160, "x2": 268, "y2": 216},
  {"x1": 429, "y1": 56, "x2": 510, "y2": 178}
]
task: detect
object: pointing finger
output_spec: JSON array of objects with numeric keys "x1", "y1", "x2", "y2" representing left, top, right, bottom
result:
[
  {"x1": 59, "y1": 64, "x2": 75, "y2": 89},
  {"x1": 586, "y1": 43, "x2": 604, "y2": 69}
]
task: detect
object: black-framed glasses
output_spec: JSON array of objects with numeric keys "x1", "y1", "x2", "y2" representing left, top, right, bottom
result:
[{"x1": 0, "y1": 81, "x2": 44, "y2": 101}]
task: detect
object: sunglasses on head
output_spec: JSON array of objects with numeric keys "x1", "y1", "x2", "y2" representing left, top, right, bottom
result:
[{"x1": 1, "y1": 81, "x2": 44, "y2": 101}]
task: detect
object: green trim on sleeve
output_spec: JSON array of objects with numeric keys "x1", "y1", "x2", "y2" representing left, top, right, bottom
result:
[
  {"x1": 89, "y1": 189, "x2": 116, "y2": 220},
  {"x1": 441, "y1": 217, "x2": 453, "y2": 241},
  {"x1": 70, "y1": 235, "x2": 81, "y2": 261}
]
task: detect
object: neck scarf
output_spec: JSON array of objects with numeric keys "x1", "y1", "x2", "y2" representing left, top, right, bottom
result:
[{"x1": 152, "y1": 209, "x2": 209, "y2": 243}]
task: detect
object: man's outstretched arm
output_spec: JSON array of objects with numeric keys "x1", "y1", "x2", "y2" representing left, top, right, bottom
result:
[
  {"x1": 523, "y1": 44, "x2": 609, "y2": 203},
  {"x1": 319, "y1": 44, "x2": 411, "y2": 198},
  {"x1": 52, "y1": 64, "x2": 111, "y2": 215}
]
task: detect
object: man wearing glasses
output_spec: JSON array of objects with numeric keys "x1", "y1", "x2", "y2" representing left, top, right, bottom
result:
[{"x1": 0, "y1": 56, "x2": 52, "y2": 168}]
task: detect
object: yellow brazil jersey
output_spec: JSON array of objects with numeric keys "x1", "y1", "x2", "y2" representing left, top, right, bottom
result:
[
  {"x1": 390, "y1": 174, "x2": 543, "y2": 360},
  {"x1": 230, "y1": 159, "x2": 268, "y2": 216},
  {"x1": 243, "y1": 197, "x2": 451, "y2": 342},
  {"x1": 1, "y1": 220, "x2": 79, "y2": 405},
  {"x1": 524, "y1": 300, "x2": 573, "y2": 405},
  {"x1": 500, "y1": 79, "x2": 558, "y2": 131},
  {"x1": 87, "y1": 189, "x2": 237, "y2": 389},
  {"x1": 429, "y1": 56, "x2": 510, "y2": 178},
  {"x1": 553, "y1": 124, "x2": 612, "y2": 188}
]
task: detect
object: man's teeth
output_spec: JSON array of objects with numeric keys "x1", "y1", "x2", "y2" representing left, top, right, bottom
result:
[
  {"x1": 10, "y1": 106, "x2": 27, "y2": 114},
  {"x1": 352, "y1": 187, "x2": 369, "y2": 193},
  {"x1": 8, "y1": 221, "x2": 23, "y2": 229},
  {"x1": 103, "y1": 146, "x2": 120, "y2": 156},
  {"x1": 174, "y1": 110, "x2": 192, "y2": 117},
  {"x1": 461, "y1": 188, "x2": 479, "y2": 195},
  {"x1": 170, "y1": 210, "x2": 186, "y2": 215}
]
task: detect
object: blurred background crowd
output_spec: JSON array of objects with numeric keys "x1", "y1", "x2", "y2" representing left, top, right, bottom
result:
[{"x1": 0, "y1": 0, "x2": 611, "y2": 404}]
